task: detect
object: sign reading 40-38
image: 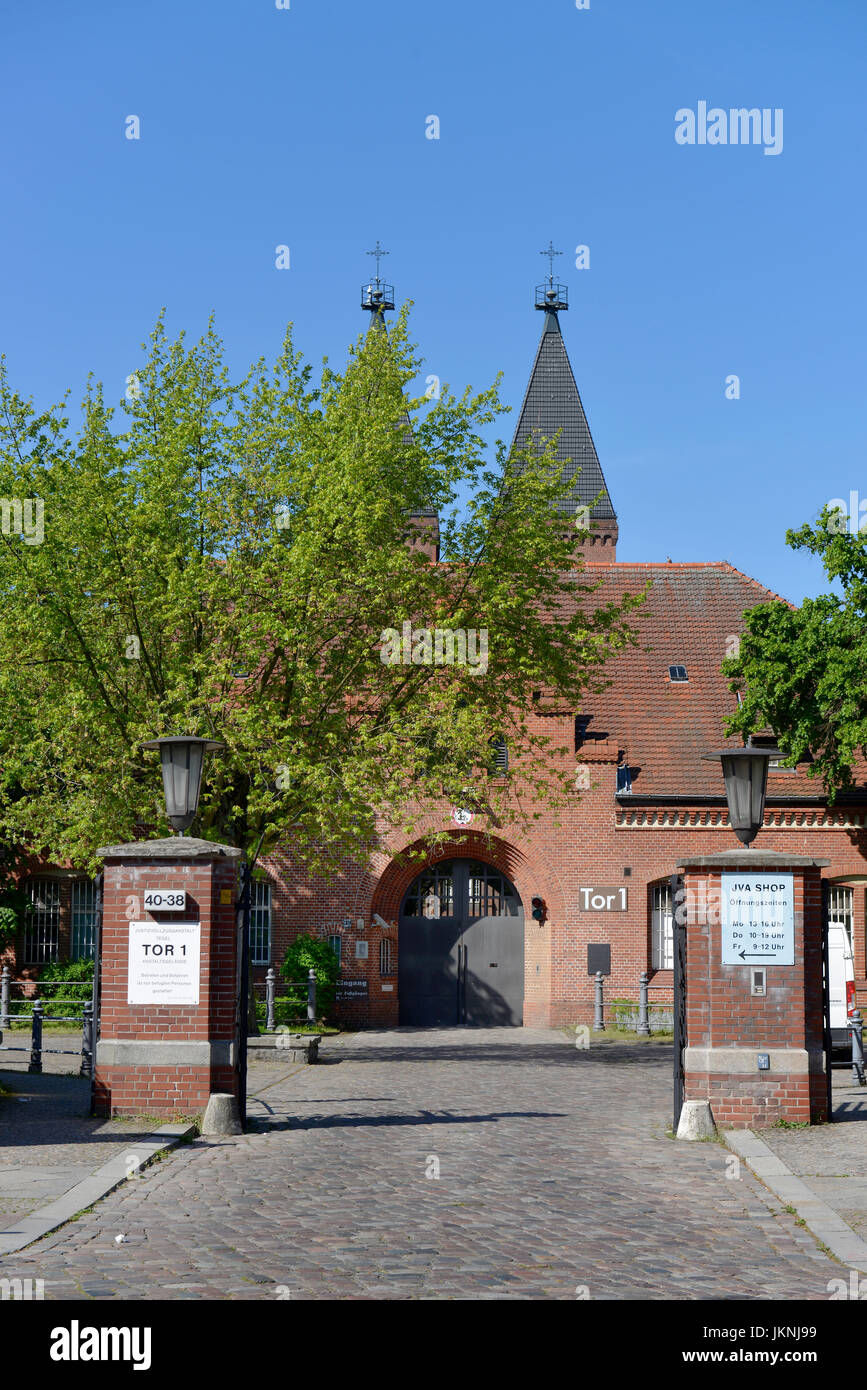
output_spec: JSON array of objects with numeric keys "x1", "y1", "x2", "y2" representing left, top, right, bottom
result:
[{"x1": 720, "y1": 873, "x2": 795, "y2": 965}]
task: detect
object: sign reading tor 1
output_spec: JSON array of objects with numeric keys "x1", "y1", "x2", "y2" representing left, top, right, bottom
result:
[
  {"x1": 720, "y1": 873, "x2": 795, "y2": 965},
  {"x1": 128, "y1": 922, "x2": 201, "y2": 1005}
]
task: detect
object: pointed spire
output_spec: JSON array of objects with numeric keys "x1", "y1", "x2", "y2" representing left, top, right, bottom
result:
[{"x1": 511, "y1": 263, "x2": 616, "y2": 525}]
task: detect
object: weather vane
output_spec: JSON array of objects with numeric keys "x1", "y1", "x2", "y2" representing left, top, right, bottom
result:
[
  {"x1": 540, "y1": 240, "x2": 562, "y2": 288},
  {"x1": 366, "y1": 240, "x2": 390, "y2": 287}
]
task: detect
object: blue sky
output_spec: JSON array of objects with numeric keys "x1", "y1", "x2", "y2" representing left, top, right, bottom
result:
[{"x1": 2, "y1": 0, "x2": 865, "y2": 604}]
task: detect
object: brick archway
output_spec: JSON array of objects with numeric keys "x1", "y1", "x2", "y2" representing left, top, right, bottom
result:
[
  {"x1": 371, "y1": 829, "x2": 562, "y2": 927},
  {"x1": 370, "y1": 831, "x2": 564, "y2": 1028}
]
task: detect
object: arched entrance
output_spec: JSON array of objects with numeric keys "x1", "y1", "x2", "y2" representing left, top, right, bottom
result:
[{"x1": 398, "y1": 859, "x2": 524, "y2": 1026}]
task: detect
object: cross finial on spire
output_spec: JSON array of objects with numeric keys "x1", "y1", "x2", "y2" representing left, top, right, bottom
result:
[
  {"x1": 366, "y1": 240, "x2": 390, "y2": 287},
  {"x1": 540, "y1": 240, "x2": 562, "y2": 288},
  {"x1": 361, "y1": 242, "x2": 395, "y2": 315}
]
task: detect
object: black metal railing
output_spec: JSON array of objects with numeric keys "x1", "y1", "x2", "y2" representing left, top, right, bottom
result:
[
  {"x1": 252, "y1": 968, "x2": 317, "y2": 1031},
  {"x1": 0, "y1": 993, "x2": 95, "y2": 1079}
]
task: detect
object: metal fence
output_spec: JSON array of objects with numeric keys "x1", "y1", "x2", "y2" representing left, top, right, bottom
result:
[
  {"x1": 0, "y1": 964, "x2": 95, "y2": 1078},
  {"x1": 252, "y1": 968, "x2": 317, "y2": 1031}
]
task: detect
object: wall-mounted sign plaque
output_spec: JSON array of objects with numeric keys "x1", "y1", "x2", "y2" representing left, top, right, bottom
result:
[
  {"x1": 143, "y1": 889, "x2": 187, "y2": 912},
  {"x1": 128, "y1": 922, "x2": 201, "y2": 1005},
  {"x1": 720, "y1": 874, "x2": 794, "y2": 965}
]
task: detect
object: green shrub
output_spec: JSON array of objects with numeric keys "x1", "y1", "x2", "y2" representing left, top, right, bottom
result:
[
  {"x1": 279, "y1": 934, "x2": 339, "y2": 1017},
  {"x1": 35, "y1": 958, "x2": 95, "y2": 1018}
]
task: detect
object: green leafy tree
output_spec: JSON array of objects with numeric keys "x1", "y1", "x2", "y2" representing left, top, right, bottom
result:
[
  {"x1": 724, "y1": 506, "x2": 867, "y2": 799},
  {"x1": 0, "y1": 308, "x2": 643, "y2": 873}
]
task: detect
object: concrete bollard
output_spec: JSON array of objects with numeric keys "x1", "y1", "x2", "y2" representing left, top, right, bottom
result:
[
  {"x1": 201, "y1": 1092, "x2": 243, "y2": 1136},
  {"x1": 1, "y1": 964, "x2": 9, "y2": 1029},
  {"x1": 676, "y1": 1099, "x2": 716, "y2": 1140}
]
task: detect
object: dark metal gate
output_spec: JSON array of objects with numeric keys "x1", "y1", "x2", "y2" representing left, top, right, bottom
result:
[
  {"x1": 671, "y1": 872, "x2": 687, "y2": 1131},
  {"x1": 398, "y1": 859, "x2": 524, "y2": 1027}
]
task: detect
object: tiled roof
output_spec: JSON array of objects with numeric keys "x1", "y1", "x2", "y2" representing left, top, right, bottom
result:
[
  {"x1": 571, "y1": 561, "x2": 867, "y2": 797},
  {"x1": 510, "y1": 309, "x2": 616, "y2": 519}
]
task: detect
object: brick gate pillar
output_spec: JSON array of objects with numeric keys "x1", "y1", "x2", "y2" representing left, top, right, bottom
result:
[
  {"x1": 677, "y1": 848, "x2": 829, "y2": 1129},
  {"x1": 93, "y1": 837, "x2": 243, "y2": 1119}
]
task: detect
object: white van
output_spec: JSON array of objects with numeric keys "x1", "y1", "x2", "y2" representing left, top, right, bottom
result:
[{"x1": 828, "y1": 922, "x2": 856, "y2": 1055}]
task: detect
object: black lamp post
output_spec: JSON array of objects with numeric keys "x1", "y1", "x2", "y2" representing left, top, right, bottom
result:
[
  {"x1": 703, "y1": 741, "x2": 781, "y2": 846},
  {"x1": 141, "y1": 736, "x2": 225, "y2": 835}
]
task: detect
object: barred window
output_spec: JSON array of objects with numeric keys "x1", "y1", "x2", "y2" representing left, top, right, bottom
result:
[
  {"x1": 24, "y1": 880, "x2": 61, "y2": 964},
  {"x1": 466, "y1": 860, "x2": 519, "y2": 919},
  {"x1": 828, "y1": 885, "x2": 853, "y2": 948},
  {"x1": 249, "y1": 880, "x2": 272, "y2": 966},
  {"x1": 403, "y1": 863, "x2": 455, "y2": 919},
  {"x1": 380, "y1": 937, "x2": 396, "y2": 976},
  {"x1": 489, "y1": 737, "x2": 508, "y2": 774},
  {"x1": 71, "y1": 879, "x2": 99, "y2": 960},
  {"x1": 327, "y1": 933, "x2": 342, "y2": 967},
  {"x1": 651, "y1": 880, "x2": 674, "y2": 971}
]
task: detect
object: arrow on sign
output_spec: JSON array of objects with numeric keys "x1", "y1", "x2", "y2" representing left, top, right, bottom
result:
[{"x1": 738, "y1": 950, "x2": 776, "y2": 960}]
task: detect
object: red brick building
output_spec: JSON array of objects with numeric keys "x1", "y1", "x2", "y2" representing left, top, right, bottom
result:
[
  {"x1": 252, "y1": 289, "x2": 867, "y2": 1029},
  {"x1": 8, "y1": 289, "x2": 867, "y2": 1031}
]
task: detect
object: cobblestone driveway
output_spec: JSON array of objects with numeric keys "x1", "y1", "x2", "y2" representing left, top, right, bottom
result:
[{"x1": 12, "y1": 1028, "x2": 843, "y2": 1299}]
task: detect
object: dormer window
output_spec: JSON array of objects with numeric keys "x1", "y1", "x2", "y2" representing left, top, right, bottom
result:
[
  {"x1": 669, "y1": 665, "x2": 688, "y2": 682},
  {"x1": 616, "y1": 765, "x2": 633, "y2": 794}
]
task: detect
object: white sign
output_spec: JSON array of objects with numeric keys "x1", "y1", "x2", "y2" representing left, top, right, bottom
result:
[
  {"x1": 143, "y1": 889, "x2": 187, "y2": 912},
  {"x1": 128, "y1": 922, "x2": 201, "y2": 1005},
  {"x1": 452, "y1": 808, "x2": 473, "y2": 826},
  {"x1": 720, "y1": 874, "x2": 795, "y2": 965}
]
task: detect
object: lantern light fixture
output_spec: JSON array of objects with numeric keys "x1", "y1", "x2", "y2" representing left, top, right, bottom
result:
[{"x1": 141, "y1": 735, "x2": 225, "y2": 835}]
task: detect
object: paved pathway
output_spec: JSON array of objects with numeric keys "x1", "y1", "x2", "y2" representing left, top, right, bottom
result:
[
  {"x1": 762, "y1": 1075, "x2": 867, "y2": 1242},
  {"x1": 3, "y1": 1028, "x2": 847, "y2": 1300},
  {"x1": 0, "y1": 1070, "x2": 153, "y2": 1227}
]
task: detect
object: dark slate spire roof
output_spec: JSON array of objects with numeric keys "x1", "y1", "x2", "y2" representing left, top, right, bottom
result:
[{"x1": 511, "y1": 308, "x2": 616, "y2": 519}]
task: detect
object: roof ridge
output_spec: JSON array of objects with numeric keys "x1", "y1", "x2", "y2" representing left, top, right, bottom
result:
[{"x1": 581, "y1": 559, "x2": 793, "y2": 603}]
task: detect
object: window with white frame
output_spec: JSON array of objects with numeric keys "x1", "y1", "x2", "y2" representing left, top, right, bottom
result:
[
  {"x1": 249, "y1": 880, "x2": 272, "y2": 965},
  {"x1": 71, "y1": 879, "x2": 99, "y2": 959},
  {"x1": 327, "y1": 933, "x2": 342, "y2": 968},
  {"x1": 828, "y1": 885, "x2": 853, "y2": 948},
  {"x1": 380, "y1": 937, "x2": 395, "y2": 976},
  {"x1": 24, "y1": 880, "x2": 61, "y2": 964},
  {"x1": 651, "y1": 880, "x2": 674, "y2": 971}
]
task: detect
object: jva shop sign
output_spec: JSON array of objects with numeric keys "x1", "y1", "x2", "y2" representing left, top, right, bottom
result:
[
  {"x1": 720, "y1": 874, "x2": 795, "y2": 965},
  {"x1": 128, "y1": 922, "x2": 201, "y2": 1005}
]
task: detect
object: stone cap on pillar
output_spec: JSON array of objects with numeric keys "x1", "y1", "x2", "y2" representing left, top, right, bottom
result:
[
  {"x1": 97, "y1": 837, "x2": 244, "y2": 863},
  {"x1": 676, "y1": 848, "x2": 829, "y2": 871}
]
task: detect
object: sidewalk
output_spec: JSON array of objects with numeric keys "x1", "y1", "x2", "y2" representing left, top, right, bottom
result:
[
  {"x1": 755, "y1": 1070, "x2": 867, "y2": 1238},
  {"x1": 0, "y1": 1040, "x2": 309, "y2": 1257}
]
